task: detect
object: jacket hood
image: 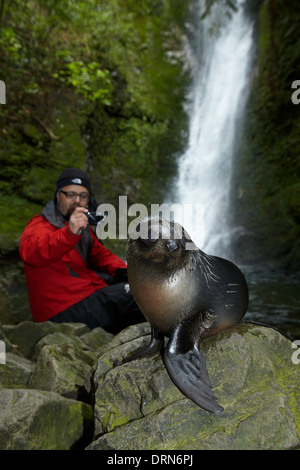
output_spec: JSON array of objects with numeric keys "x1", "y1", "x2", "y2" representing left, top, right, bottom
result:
[{"x1": 42, "y1": 200, "x2": 67, "y2": 228}]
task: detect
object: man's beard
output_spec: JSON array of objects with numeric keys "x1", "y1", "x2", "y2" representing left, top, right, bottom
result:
[{"x1": 65, "y1": 204, "x2": 80, "y2": 220}]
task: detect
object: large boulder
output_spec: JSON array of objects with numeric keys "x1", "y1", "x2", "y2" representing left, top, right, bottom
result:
[
  {"x1": 87, "y1": 323, "x2": 300, "y2": 450},
  {"x1": 32, "y1": 327, "x2": 114, "y2": 360},
  {"x1": 0, "y1": 388, "x2": 93, "y2": 450},
  {"x1": 0, "y1": 353, "x2": 34, "y2": 388},
  {"x1": 2, "y1": 321, "x2": 90, "y2": 359},
  {"x1": 0, "y1": 321, "x2": 113, "y2": 449},
  {"x1": 29, "y1": 342, "x2": 95, "y2": 400},
  {"x1": 28, "y1": 326, "x2": 114, "y2": 400}
]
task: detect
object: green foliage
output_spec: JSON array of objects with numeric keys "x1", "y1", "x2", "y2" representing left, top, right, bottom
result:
[
  {"x1": 54, "y1": 62, "x2": 112, "y2": 104},
  {"x1": 0, "y1": 196, "x2": 42, "y2": 253},
  {"x1": 0, "y1": 0, "x2": 191, "y2": 253}
]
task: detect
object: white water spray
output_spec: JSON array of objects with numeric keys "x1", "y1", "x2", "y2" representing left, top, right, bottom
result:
[{"x1": 175, "y1": 0, "x2": 254, "y2": 256}]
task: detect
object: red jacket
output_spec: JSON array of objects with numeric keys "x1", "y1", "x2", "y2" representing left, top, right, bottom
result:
[{"x1": 19, "y1": 200, "x2": 127, "y2": 322}]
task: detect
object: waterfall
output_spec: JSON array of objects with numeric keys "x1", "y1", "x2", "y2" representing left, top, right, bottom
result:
[{"x1": 174, "y1": 0, "x2": 254, "y2": 257}]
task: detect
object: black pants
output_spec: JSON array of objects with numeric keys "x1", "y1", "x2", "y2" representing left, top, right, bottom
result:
[{"x1": 50, "y1": 282, "x2": 145, "y2": 335}]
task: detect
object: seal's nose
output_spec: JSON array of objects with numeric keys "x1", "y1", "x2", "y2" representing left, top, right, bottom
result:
[{"x1": 167, "y1": 240, "x2": 178, "y2": 252}]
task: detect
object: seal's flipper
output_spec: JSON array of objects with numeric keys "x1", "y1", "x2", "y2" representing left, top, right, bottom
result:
[
  {"x1": 123, "y1": 327, "x2": 164, "y2": 363},
  {"x1": 164, "y1": 322, "x2": 223, "y2": 413}
]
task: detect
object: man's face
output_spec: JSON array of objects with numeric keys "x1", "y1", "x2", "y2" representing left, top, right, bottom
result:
[{"x1": 56, "y1": 184, "x2": 89, "y2": 218}]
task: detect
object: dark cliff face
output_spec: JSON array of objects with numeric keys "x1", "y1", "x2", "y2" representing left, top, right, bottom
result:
[{"x1": 230, "y1": 0, "x2": 300, "y2": 271}]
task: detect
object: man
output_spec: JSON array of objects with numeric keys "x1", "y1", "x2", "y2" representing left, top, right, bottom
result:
[{"x1": 19, "y1": 168, "x2": 145, "y2": 334}]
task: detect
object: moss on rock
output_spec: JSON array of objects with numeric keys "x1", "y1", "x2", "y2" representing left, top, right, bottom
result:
[
  {"x1": 0, "y1": 388, "x2": 93, "y2": 450},
  {"x1": 88, "y1": 322, "x2": 300, "y2": 450}
]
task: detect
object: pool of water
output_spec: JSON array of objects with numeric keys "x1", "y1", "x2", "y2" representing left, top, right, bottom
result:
[{"x1": 243, "y1": 267, "x2": 300, "y2": 340}]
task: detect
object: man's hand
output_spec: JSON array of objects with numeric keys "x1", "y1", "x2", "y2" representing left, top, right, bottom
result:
[{"x1": 68, "y1": 207, "x2": 89, "y2": 235}]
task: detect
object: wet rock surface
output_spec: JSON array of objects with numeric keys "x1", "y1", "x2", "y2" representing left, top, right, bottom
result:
[
  {"x1": 89, "y1": 323, "x2": 300, "y2": 450},
  {"x1": 1, "y1": 304, "x2": 299, "y2": 450},
  {"x1": 0, "y1": 318, "x2": 112, "y2": 450}
]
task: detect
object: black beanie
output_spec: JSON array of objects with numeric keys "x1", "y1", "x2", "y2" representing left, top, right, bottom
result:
[{"x1": 56, "y1": 168, "x2": 92, "y2": 193}]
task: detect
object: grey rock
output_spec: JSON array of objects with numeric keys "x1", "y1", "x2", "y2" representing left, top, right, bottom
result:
[
  {"x1": 0, "y1": 388, "x2": 93, "y2": 450},
  {"x1": 0, "y1": 353, "x2": 34, "y2": 388},
  {"x1": 88, "y1": 323, "x2": 300, "y2": 450},
  {"x1": 2, "y1": 321, "x2": 90, "y2": 358},
  {"x1": 29, "y1": 342, "x2": 95, "y2": 400}
]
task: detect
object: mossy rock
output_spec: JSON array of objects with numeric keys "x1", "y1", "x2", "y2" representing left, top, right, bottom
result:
[
  {"x1": 88, "y1": 323, "x2": 300, "y2": 450},
  {"x1": 2, "y1": 321, "x2": 90, "y2": 359},
  {"x1": 0, "y1": 353, "x2": 34, "y2": 389},
  {"x1": 0, "y1": 388, "x2": 93, "y2": 450},
  {"x1": 29, "y1": 342, "x2": 95, "y2": 401}
]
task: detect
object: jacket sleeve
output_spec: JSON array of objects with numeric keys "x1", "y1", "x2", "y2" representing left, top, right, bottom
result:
[
  {"x1": 89, "y1": 229, "x2": 127, "y2": 276},
  {"x1": 19, "y1": 215, "x2": 82, "y2": 268}
]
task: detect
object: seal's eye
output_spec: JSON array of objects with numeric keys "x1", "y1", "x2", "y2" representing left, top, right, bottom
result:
[{"x1": 167, "y1": 239, "x2": 178, "y2": 252}]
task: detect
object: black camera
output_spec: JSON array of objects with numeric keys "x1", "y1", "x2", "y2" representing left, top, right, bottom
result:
[
  {"x1": 85, "y1": 197, "x2": 107, "y2": 225},
  {"x1": 86, "y1": 211, "x2": 106, "y2": 225}
]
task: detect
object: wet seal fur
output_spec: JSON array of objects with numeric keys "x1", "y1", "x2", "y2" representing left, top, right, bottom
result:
[{"x1": 125, "y1": 217, "x2": 249, "y2": 413}]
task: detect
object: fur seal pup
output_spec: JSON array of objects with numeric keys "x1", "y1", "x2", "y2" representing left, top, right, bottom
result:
[{"x1": 125, "y1": 217, "x2": 249, "y2": 413}]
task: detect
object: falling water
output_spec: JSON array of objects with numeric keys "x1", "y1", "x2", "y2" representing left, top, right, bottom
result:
[{"x1": 175, "y1": 0, "x2": 254, "y2": 257}]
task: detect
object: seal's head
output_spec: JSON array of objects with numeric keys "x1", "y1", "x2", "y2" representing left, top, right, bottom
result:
[{"x1": 127, "y1": 217, "x2": 197, "y2": 270}]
